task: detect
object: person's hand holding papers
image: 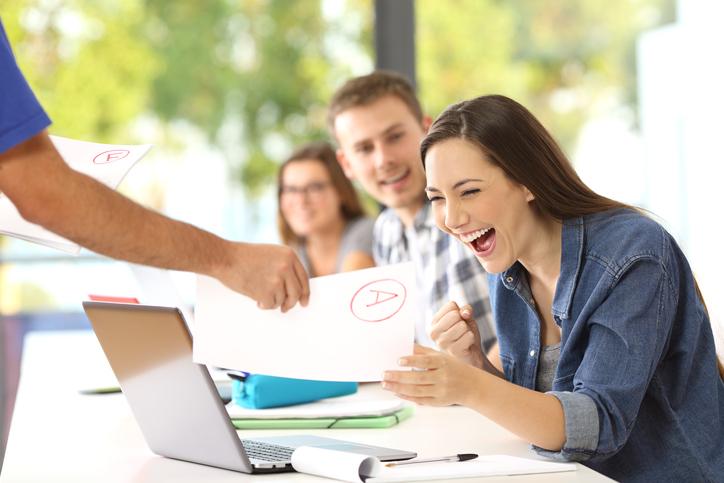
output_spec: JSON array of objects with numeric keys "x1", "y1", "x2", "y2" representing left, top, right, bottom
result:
[
  {"x1": 214, "y1": 242, "x2": 310, "y2": 312},
  {"x1": 0, "y1": 135, "x2": 309, "y2": 313},
  {"x1": 383, "y1": 299, "x2": 499, "y2": 407}
]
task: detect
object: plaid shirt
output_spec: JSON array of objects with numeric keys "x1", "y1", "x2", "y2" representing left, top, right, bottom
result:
[{"x1": 373, "y1": 203, "x2": 496, "y2": 349}]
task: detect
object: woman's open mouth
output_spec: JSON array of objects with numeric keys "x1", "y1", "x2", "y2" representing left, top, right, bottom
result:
[{"x1": 460, "y1": 227, "x2": 496, "y2": 257}]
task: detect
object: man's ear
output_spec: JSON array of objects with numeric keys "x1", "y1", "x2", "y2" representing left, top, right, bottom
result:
[
  {"x1": 422, "y1": 115, "x2": 433, "y2": 133},
  {"x1": 336, "y1": 148, "x2": 355, "y2": 180}
]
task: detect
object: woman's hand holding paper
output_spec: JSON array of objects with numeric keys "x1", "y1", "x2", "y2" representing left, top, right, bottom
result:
[{"x1": 382, "y1": 344, "x2": 481, "y2": 407}]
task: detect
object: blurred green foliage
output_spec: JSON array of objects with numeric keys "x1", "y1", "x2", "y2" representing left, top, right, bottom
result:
[
  {"x1": 4, "y1": 0, "x2": 672, "y2": 194},
  {"x1": 4, "y1": 0, "x2": 371, "y2": 195},
  {"x1": 418, "y1": 0, "x2": 675, "y2": 150},
  {"x1": 3, "y1": 0, "x2": 158, "y2": 140}
]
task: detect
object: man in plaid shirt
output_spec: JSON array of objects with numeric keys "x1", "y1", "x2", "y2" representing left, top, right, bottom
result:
[{"x1": 328, "y1": 71, "x2": 496, "y2": 349}]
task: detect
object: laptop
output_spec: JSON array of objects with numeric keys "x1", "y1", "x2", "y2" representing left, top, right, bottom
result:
[{"x1": 82, "y1": 301, "x2": 416, "y2": 473}]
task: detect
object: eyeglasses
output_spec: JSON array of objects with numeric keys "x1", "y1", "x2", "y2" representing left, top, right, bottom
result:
[{"x1": 280, "y1": 181, "x2": 332, "y2": 198}]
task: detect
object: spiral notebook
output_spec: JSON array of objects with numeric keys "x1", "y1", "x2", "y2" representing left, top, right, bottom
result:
[{"x1": 291, "y1": 447, "x2": 578, "y2": 482}]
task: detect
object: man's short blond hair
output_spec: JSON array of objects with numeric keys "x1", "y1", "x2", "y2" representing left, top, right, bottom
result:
[{"x1": 327, "y1": 70, "x2": 424, "y2": 137}]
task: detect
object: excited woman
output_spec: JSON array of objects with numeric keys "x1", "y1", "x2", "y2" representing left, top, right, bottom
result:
[{"x1": 382, "y1": 95, "x2": 724, "y2": 482}]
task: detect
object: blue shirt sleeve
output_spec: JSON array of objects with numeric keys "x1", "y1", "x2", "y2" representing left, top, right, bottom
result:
[
  {"x1": 562, "y1": 258, "x2": 672, "y2": 461},
  {"x1": 0, "y1": 19, "x2": 51, "y2": 154}
]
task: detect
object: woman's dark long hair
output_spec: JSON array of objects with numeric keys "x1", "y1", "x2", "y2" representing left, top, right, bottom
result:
[{"x1": 420, "y1": 95, "x2": 633, "y2": 220}]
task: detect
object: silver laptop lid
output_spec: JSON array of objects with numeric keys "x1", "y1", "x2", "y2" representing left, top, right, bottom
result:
[{"x1": 82, "y1": 302, "x2": 253, "y2": 473}]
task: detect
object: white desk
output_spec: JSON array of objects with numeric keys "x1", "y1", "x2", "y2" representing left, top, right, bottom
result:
[{"x1": 1, "y1": 332, "x2": 612, "y2": 482}]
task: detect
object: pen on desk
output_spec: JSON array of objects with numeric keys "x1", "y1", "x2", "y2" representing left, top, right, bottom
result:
[
  {"x1": 78, "y1": 386, "x2": 122, "y2": 395},
  {"x1": 385, "y1": 453, "x2": 478, "y2": 467}
]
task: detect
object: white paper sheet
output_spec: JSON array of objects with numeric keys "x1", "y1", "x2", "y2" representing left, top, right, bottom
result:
[
  {"x1": 291, "y1": 447, "x2": 578, "y2": 483},
  {"x1": 292, "y1": 446, "x2": 380, "y2": 483},
  {"x1": 128, "y1": 264, "x2": 196, "y2": 332},
  {"x1": 193, "y1": 262, "x2": 417, "y2": 381},
  {"x1": 0, "y1": 135, "x2": 152, "y2": 253}
]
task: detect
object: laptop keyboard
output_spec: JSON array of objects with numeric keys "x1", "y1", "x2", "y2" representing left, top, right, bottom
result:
[{"x1": 241, "y1": 440, "x2": 294, "y2": 462}]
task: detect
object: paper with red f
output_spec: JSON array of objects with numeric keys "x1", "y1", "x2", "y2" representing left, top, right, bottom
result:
[{"x1": 0, "y1": 135, "x2": 151, "y2": 253}]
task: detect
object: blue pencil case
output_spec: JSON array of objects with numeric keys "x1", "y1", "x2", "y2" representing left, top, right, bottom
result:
[{"x1": 230, "y1": 374, "x2": 357, "y2": 409}]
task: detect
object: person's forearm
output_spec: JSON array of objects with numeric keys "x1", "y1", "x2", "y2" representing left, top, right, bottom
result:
[
  {"x1": 2, "y1": 133, "x2": 230, "y2": 277},
  {"x1": 2, "y1": 132, "x2": 311, "y2": 310},
  {"x1": 44, "y1": 169, "x2": 231, "y2": 275},
  {"x1": 462, "y1": 369, "x2": 566, "y2": 451}
]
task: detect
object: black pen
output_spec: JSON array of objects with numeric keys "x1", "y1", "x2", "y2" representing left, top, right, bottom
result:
[{"x1": 386, "y1": 453, "x2": 478, "y2": 467}]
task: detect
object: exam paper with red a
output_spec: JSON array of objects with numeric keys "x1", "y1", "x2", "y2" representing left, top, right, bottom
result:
[{"x1": 193, "y1": 262, "x2": 417, "y2": 382}]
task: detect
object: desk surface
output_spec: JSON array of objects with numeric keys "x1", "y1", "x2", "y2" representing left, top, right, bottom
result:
[{"x1": 2, "y1": 331, "x2": 612, "y2": 482}]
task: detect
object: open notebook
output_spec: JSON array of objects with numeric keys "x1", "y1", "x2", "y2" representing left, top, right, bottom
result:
[{"x1": 291, "y1": 447, "x2": 577, "y2": 482}]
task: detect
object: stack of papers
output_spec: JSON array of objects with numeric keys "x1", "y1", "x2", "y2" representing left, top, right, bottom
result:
[
  {"x1": 0, "y1": 135, "x2": 152, "y2": 253},
  {"x1": 226, "y1": 397, "x2": 413, "y2": 429}
]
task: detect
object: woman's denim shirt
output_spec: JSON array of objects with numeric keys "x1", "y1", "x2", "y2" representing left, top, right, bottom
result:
[{"x1": 489, "y1": 209, "x2": 724, "y2": 482}]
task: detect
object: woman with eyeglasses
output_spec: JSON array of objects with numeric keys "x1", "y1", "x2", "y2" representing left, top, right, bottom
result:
[{"x1": 277, "y1": 141, "x2": 375, "y2": 277}]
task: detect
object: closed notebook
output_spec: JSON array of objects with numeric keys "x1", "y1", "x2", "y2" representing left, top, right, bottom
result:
[
  {"x1": 230, "y1": 406, "x2": 414, "y2": 430},
  {"x1": 226, "y1": 396, "x2": 406, "y2": 420}
]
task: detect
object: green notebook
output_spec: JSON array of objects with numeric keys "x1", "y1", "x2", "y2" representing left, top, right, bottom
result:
[{"x1": 231, "y1": 405, "x2": 414, "y2": 430}]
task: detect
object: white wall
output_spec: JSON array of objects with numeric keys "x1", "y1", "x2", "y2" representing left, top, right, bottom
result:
[{"x1": 637, "y1": 0, "x2": 724, "y2": 353}]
